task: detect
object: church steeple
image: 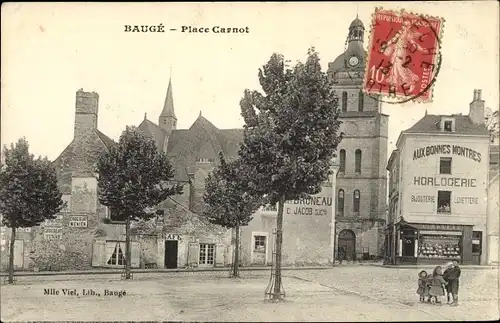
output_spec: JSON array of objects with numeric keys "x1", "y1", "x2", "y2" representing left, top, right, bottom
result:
[
  {"x1": 348, "y1": 16, "x2": 365, "y2": 43},
  {"x1": 159, "y1": 76, "x2": 177, "y2": 134}
]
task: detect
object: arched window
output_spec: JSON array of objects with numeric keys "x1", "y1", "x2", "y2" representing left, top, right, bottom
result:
[
  {"x1": 338, "y1": 189, "x2": 345, "y2": 216},
  {"x1": 339, "y1": 149, "x2": 346, "y2": 172},
  {"x1": 342, "y1": 91, "x2": 348, "y2": 112},
  {"x1": 358, "y1": 91, "x2": 364, "y2": 112},
  {"x1": 355, "y1": 149, "x2": 362, "y2": 173},
  {"x1": 353, "y1": 189, "x2": 360, "y2": 213}
]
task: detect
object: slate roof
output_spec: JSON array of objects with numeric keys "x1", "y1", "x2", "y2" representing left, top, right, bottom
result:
[
  {"x1": 137, "y1": 119, "x2": 167, "y2": 152},
  {"x1": 138, "y1": 114, "x2": 244, "y2": 183},
  {"x1": 403, "y1": 114, "x2": 489, "y2": 136}
]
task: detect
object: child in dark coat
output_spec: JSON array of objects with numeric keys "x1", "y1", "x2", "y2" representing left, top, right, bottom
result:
[
  {"x1": 448, "y1": 260, "x2": 462, "y2": 306},
  {"x1": 443, "y1": 262, "x2": 454, "y2": 303},
  {"x1": 428, "y1": 266, "x2": 447, "y2": 305},
  {"x1": 416, "y1": 270, "x2": 429, "y2": 302}
]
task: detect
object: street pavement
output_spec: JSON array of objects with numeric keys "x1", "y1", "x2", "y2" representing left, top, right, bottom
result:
[{"x1": 1, "y1": 266, "x2": 498, "y2": 322}]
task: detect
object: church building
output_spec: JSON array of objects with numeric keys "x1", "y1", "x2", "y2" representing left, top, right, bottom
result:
[{"x1": 327, "y1": 17, "x2": 388, "y2": 261}]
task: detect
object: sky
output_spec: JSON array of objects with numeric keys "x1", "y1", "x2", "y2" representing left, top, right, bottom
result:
[{"x1": 1, "y1": 1, "x2": 499, "y2": 161}]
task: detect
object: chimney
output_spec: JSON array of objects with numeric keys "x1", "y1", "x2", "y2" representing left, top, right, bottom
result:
[
  {"x1": 469, "y1": 88, "x2": 485, "y2": 124},
  {"x1": 74, "y1": 89, "x2": 99, "y2": 138}
]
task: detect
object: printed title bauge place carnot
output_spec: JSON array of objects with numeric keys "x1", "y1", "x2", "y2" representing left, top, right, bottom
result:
[{"x1": 1, "y1": 17, "x2": 498, "y2": 272}]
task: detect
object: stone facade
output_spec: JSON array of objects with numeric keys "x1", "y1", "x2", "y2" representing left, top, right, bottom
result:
[{"x1": 327, "y1": 17, "x2": 388, "y2": 259}]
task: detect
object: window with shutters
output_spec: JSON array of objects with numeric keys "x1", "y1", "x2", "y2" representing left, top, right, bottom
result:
[
  {"x1": 339, "y1": 149, "x2": 346, "y2": 173},
  {"x1": 199, "y1": 243, "x2": 215, "y2": 266},
  {"x1": 105, "y1": 241, "x2": 126, "y2": 266}
]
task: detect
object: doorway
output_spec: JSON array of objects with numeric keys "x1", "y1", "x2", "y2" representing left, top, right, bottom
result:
[
  {"x1": 338, "y1": 229, "x2": 356, "y2": 261},
  {"x1": 164, "y1": 240, "x2": 178, "y2": 269}
]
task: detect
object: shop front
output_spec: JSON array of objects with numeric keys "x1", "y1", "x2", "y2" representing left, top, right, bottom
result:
[{"x1": 385, "y1": 218, "x2": 476, "y2": 265}]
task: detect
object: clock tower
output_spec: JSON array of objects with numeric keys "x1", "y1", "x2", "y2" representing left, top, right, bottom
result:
[{"x1": 328, "y1": 16, "x2": 389, "y2": 262}]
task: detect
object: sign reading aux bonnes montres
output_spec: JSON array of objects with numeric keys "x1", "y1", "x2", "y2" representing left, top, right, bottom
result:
[
  {"x1": 412, "y1": 144, "x2": 482, "y2": 188},
  {"x1": 413, "y1": 144, "x2": 483, "y2": 163}
]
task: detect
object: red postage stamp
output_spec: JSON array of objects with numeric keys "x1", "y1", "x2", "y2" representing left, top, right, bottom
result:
[{"x1": 363, "y1": 8, "x2": 444, "y2": 103}]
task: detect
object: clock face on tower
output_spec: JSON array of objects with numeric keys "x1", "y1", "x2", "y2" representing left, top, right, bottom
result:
[{"x1": 348, "y1": 55, "x2": 359, "y2": 67}]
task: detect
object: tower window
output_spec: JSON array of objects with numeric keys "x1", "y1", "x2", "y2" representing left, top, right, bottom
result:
[
  {"x1": 355, "y1": 149, "x2": 362, "y2": 173},
  {"x1": 342, "y1": 92, "x2": 347, "y2": 112},
  {"x1": 358, "y1": 91, "x2": 364, "y2": 112},
  {"x1": 164, "y1": 120, "x2": 167, "y2": 124},
  {"x1": 353, "y1": 189, "x2": 360, "y2": 213},
  {"x1": 338, "y1": 189, "x2": 345, "y2": 216},
  {"x1": 339, "y1": 149, "x2": 346, "y2": 172}
]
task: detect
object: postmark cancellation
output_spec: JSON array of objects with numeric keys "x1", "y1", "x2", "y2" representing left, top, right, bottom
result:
[{"x1": 362, "y1": 8, "x2": 445, "y2": 104}]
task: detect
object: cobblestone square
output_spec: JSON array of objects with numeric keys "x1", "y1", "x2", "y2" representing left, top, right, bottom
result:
[{"x1": 1, "y1": 266, "x2": 497, "y2": 322}]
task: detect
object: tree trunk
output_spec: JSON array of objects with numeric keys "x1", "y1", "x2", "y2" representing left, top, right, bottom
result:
[
  {"x1": 273, "y1": 195, "x2": 285, "y2": 300},
  {"x1": 8, "y1": 226, "x2": 16, "y2": 284},
  {"x1": 125, "y1": 217, "x2": 131, "y2": 279},
  {"x1": 232, "y1": 223, "x2": 240, "y2": 278}
]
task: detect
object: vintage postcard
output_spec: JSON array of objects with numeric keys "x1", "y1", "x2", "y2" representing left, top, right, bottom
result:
[{"x1": 1, "y1": 2, "x2": 499, "y2": 322}]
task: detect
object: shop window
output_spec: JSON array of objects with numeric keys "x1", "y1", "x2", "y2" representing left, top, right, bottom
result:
[
  {"x1": 342, "y1": 92, "x2": 348, "y2": 112},
  {"x1": 337, "y1": 189, "x2": 345, "y2": 216},
  {"x1": 418, "y1": 234, "x2": 461, "y2": 260},
  {"x1": 355, "y1": 149, "x2": 362, "y2": 173},
  {"x1": 437, "y1": 191, "x2": 451, "y2": 213},
  {"x1": 339, "y1": 149, "x2": 346, "y2": 172},
  {"x1": 472, "y1": 231, "x2": 482, "y2": 254},
  {"x1": 358, "y1": 91, "x2": 364, "y2": 112},
  {"x1": 353, "y1": 189, "x2": 360, "y2": 213},
  {"x1": 199, "y1": 243, "x2": 215, "y2": 266},
  {"x1": 439, "y1": 157, "x2": 452, "y2": 175},
  {"x1": 254, "y1": 236, "x2": 266, "y2": 252}
]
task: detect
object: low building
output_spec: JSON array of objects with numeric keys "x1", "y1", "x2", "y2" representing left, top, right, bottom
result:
[
  {"x1": 0, "y1": 86, "x2": 234, "y2": 271},
  {"x1": 240, "y1": 180, "x2": 335, "y2": 266},
  {"x1": 385, "y1": 89, "x2": 490, "y2": 265}
]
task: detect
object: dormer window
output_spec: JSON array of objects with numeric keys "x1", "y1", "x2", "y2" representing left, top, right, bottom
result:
[
  {"x1": 444, "y1": 121, "x2": 452, "y2": 132},
  {"x1": 440, "y1": 118, "x2": 455, "y2": 132}
]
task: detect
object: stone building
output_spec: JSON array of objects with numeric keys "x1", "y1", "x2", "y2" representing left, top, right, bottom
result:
[
  {"x1": 385, "y1": 89, "x2": 490, "y2": 265},
  {"x1": 327, "y1": 16, "x2": 388, "y2": 261},
  {"x1": 0, "y1": 86, "x2": 235, "y2": 271},
  {"x1": 136, "y1": 78, "x2": 242, "y2": 268},
  {"x1": 239, "y1": 17, "x2": 388, "y2": 266}
]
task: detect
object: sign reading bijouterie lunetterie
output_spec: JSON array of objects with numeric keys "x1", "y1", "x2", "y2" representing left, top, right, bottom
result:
[{"x1": 69, "y1": 215, "x2": 88, "y2": 228}]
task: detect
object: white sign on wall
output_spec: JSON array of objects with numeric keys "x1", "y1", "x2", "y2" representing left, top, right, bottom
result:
[
  {"x1": 69, "y1": 215, "x2": 88, "y2": 228},
  {"x1": 44, "y1": 227, "x2": 62, "y2": 240}
]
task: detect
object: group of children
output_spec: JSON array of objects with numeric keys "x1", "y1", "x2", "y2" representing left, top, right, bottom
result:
[{"x1": 416, "y1": 259, "x2": 461, "y2": 306}]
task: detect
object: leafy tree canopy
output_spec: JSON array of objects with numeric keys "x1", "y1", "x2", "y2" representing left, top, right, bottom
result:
[
  {"x1": 485, "y1": 107, "x2": 499, "y2": 143},
  {"x1": 239, "y1": 48, "x2": 342, "y2": 205},
  {"x1": 96, "y1": 126, "x2": 183, "y2": 221},
  {"x1": 203, "y1": 152, "x2": 262, "y2": 228},
  {"x1": 0, "y1": 138, "x2": 64, "y2": 228}
]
